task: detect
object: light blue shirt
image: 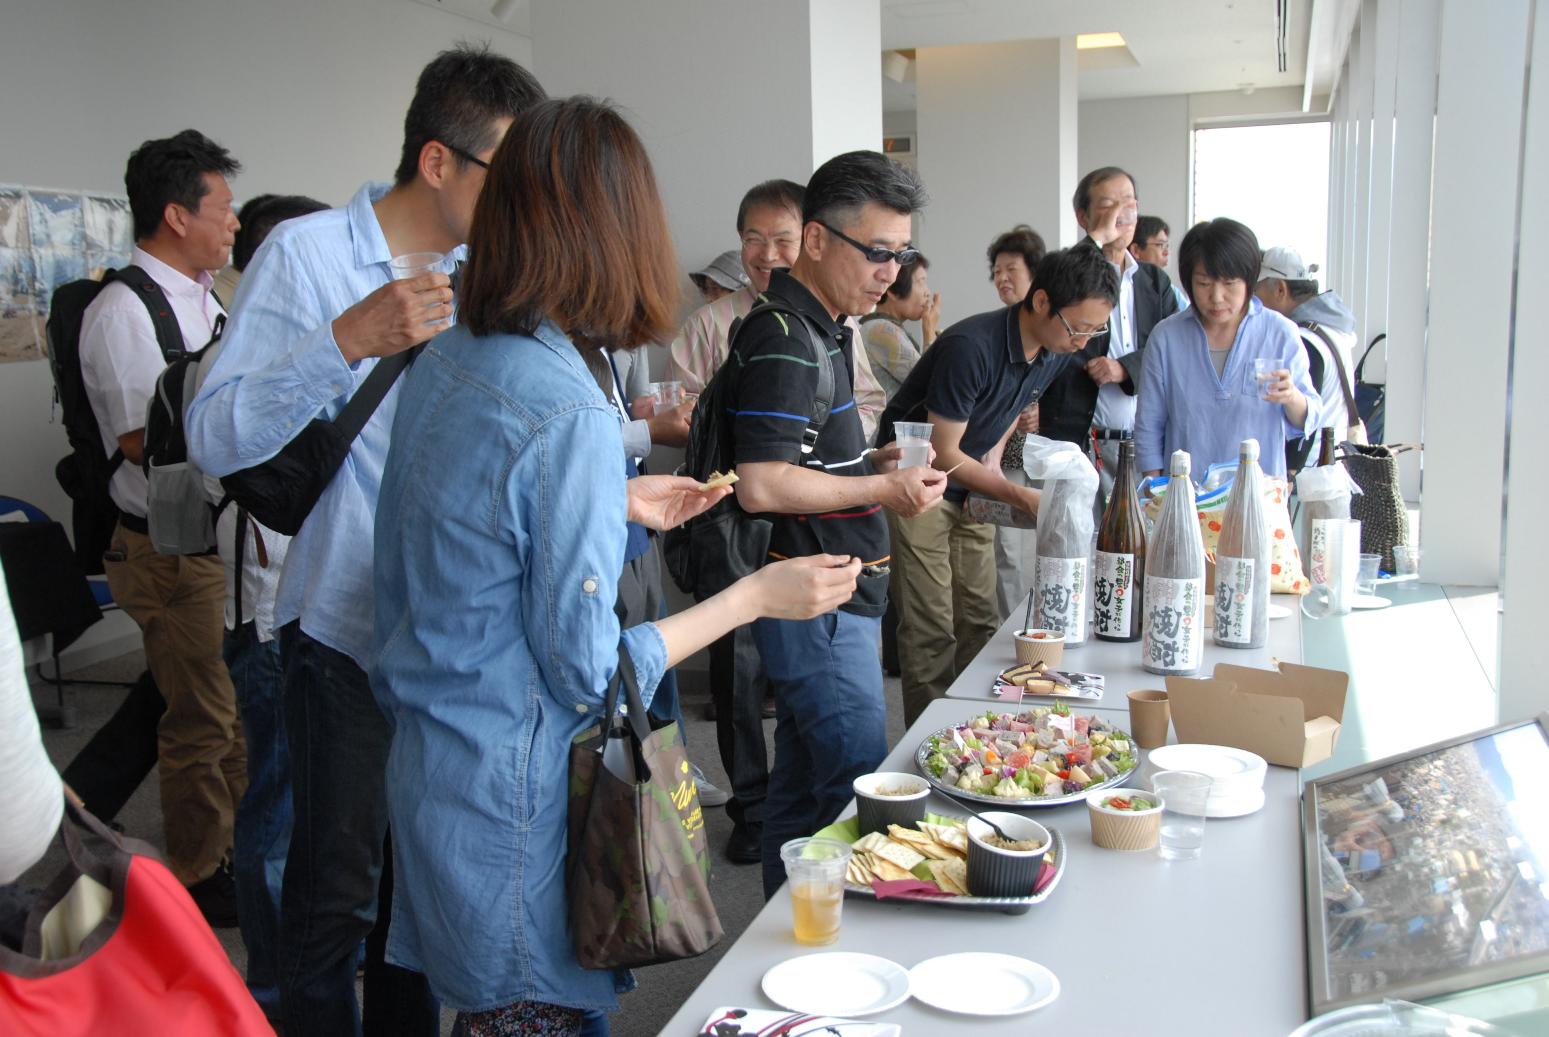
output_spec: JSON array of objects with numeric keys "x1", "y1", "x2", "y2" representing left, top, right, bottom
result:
[
  {"x1": 186, "y1": 183, "x2": 460, "y2": 668},
  {"x1": 1133, "y1": 296, "x2": 1320, "y2": 479},
  {"x1": 372, "y1": 319, "x2": 666, "y2": 1012}
]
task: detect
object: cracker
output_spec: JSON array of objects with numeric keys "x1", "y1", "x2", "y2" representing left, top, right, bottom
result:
[
  {"x1": 870, "y1": 839, "x2": 925, "y2": 872},
  {"x1": 867, "y1": 856, "x2": 914, "y2": 882},
  {"x1": 697, "y1": 470, "x2": 739, "y2": 491},
  {"x1": 928, "y1": 859, "x2": 968, "y2": 895}
]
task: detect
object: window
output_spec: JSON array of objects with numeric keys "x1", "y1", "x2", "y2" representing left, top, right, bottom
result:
[{"x1": 1193, "y1": 122, "x2": 1331, "y2": 275}]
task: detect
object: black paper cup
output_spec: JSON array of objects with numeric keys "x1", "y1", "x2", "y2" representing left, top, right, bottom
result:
[
  {"x1": 966, "y1": 813, "x2": 1051, "y2": 897},
  {"x1": 852, "y1": 772, "x2": 930, "y2": 836}
]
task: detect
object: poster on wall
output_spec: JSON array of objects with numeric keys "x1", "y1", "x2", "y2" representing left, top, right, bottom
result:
[{"x1": 0, "y1": 184, "x2": 133, "y2": 363}]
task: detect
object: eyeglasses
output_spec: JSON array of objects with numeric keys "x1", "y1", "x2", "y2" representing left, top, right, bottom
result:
[
  {"x1": 1054, "y1": 308, "x2": 1105, "y2": 342},
  {"x1": 818, "y1": 222, "x2": 920, "y2": 266},
  {"x1": 443, "y1": 142, "x2": 490, "y2": 170}
]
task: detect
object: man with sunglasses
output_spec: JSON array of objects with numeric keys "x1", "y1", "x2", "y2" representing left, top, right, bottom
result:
[
  {"x1": 1040, "y1": 168, "x2": 1181, "y2": 512},
  {"x1": 724, "y1": 150, "x2": 948, "y2": 898},
  {"x1": 876, "y1": 246, "x2": 1119, "y2": 726}
]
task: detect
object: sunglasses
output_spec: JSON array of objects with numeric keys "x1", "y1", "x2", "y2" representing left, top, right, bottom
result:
[{"x1": 818, "y1": 222, "x2": 920, "y2": 266}]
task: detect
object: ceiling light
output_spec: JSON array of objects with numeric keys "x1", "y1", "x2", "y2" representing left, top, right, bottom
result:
[
  {"x1": 490, "y1": 0, "x2": 520, "y2": 21},
  {"x1": 1076, "y1": 32, "x2": 1127, "y2": 50}
]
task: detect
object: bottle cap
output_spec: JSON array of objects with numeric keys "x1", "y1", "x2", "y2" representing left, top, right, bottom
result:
[
  {"x1": 1240, "y1": 438, "x2": 1260, "y2": 462},
  {"x1": 1169, "y1": 449, "x2": 1191, "y2": 477}
]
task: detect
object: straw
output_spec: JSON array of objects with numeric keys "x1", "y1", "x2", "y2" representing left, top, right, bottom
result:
[{"x1": 1021, "y1": 588, "x2": 1035, "y2": 637}]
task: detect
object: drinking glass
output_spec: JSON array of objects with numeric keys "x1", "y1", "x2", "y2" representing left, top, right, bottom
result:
[
  {"x1": 1357, "y1": 553, "x2": 1381, "y2": 596},
  {"x1": 1253, "y1": 358, "x2": 1277, "y2": 401},
  {"x1": 893, "y1": 421, "x2": 933, "y2": 469},
  {"x1": 1393, "y1": 544, "x2": 1421, "y2": 576},
  {"x1": 1152, "y1": 770, "x2": 1212, "y2": 861},
  {"x1": 654, "y1": 379, "x2": 684, "y2": 410},
  {"x1": 780, "y1": 838, "x2": 852, "y2": 945},
  {"x1": 389, "y1": 251, "x2": 445, "y2": 281}
]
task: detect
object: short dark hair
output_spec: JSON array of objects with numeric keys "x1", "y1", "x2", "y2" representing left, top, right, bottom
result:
[
  {"x1": 986, "y1": 224, "x2": 1046, "y2": 271},
  {"x1": 1023, "y1": 244, "x2": 1120, "y2": 313},
  {"x1": 737, "y1": 179, "x2": 805, "y2": 233},
  {"x1": 1134, "y1": 215, "x2": 1170, "y2": 246},
  {"x1": 1285, "y1": 278, "x2": 1320, "y2": 298},
  {"x1": 394, "y1": 42, "x2": 546, "y2": 186},
  {"x1": 802, "y1": 151, "x2": 927, "y2": 229},
  {"x1": 1072, "y1": 166, "x2": 1135, "y2": 215},
  {"x1": 883, "y1": 252, "x2": 930, "y2": 301},
  {"x1": 124, "y1": 129, "x2": 240, "y2": 241},
  {"x1": 232, "y1": 193, "x2": 328, "y2": 271},
  {"x1": 459, "y1": 97, "x2": 678, "y2": 350},
  {"x1": 1177, "y1": 217, "x2": 1261, "y2": 304}
]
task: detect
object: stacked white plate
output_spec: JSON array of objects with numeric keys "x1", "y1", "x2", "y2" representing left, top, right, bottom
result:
[{"x1": 1146, "y1": 744, "x2": 1268, "y2": 817}]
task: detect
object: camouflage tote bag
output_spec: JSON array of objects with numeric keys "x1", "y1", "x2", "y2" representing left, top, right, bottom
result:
[{"x1": 566, "y1": 651, "x2": 722, "y2": 969}]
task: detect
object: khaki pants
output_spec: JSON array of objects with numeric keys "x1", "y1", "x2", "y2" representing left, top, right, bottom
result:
[
  {"x1": 889, "y1": 501, "x2": 1000, "y2": 727},
  {"x1": 105, "y1": 523, "x2": 245, "y2": 884}
]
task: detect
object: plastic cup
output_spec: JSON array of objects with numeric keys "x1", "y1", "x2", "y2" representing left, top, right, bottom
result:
[
  {"x1": 655, "y1": 379, "x2": 684, "y2": 410},
  {"x1": 1253, "y1": 358, "x2": 1277, "y2": 400},
  {"x1": 1393, "y1": 544, "x2": 1421, "y2": 576},
  {"x1": 780, "y1": 838, "x2": 851, "y2": 945},
  {"x1": 1126, "y1": 689, "x2": 1170, "y2": 749},
  {"x1": 893, "y1": 421, "x2": 933, "y2": 469},
  {"x1": 389, "y1": 251, "x2": 445, "y2": 281},
  {"x1": 1357, "y1": 553, "x2": 1381, "y2": 595},
  {"x1": 1152, "y1": 770, "x2": 1212, "y2": 861}
]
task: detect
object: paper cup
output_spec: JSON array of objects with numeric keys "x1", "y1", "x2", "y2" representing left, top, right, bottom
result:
[
  {"x1": 1126, "y1": 689, "x2": 1170, "y2": 749},
  {"x1": 852, "y1": 772, "x2": 930, "y2": 836},
  {"x1": 1013, "y1": 629, "x2": 1065, "y2": 668},
  {"x1": 1087, "y1": 788, "x2": 1165, "y2": 851}
]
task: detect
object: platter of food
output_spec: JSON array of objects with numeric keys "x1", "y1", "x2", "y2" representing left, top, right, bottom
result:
[
  {"x1": 916, "y1": 706, "x2": 1140, "y2": 807},
  {"x1": 992, "y1": 661, "x2": 1104, "y2": 701},
  {"x1": 811, "y1": 812, "x2": 1065, "y2": 914}
]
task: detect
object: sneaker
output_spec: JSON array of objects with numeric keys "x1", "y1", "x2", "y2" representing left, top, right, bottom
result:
[
  {"x1": 691, "y1": 763, "x2": 730, "y2": 808},
  {"x1": 725, "y1": 822, "x2": 763, "y2": 865},
  {"x1": 187, "y1": 858, "x2": 239, "y2": 928}
]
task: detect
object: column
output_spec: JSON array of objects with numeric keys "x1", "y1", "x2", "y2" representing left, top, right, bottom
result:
[
  {"x1": 1498, "y1": 0, "x2": 1548, "y2": 722},
  {"x1": 1362, "y1": 0, "x2": 1400, "y2": 359},
  {"x1": 1348, "y1": 12, "x2": 1376, "y2": 349},
  {"x1": 914, "y1": 37, "x2": 1077, "y2": 315},
  {"x1": 1419, "y1": 0, "x2": 1531, "y2": 584}
]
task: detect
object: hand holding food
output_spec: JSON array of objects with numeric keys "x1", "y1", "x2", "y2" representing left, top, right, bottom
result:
[{"x1": 625, "y1": 474, "x2": 730, "y2": 530}]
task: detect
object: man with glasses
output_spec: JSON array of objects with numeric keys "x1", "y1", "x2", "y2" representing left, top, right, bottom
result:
[
  {"x1": 724, "y1": 151, "x2": 947, "y2": 898},
  {"x1": 187, "y1": 45, "x2": 545, "y2": 1037},
  {"x1": 1129, "y1": 215, "x2": 1191, "y2": 311},
  {"x1": 876, "y1": 246, "x2": 1118, "y2": 726},
  {"x1": 1040, "y1": 168, "x2": 1181, "y2": 511}
]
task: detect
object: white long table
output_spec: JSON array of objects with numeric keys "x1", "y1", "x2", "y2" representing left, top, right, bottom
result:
[
  {"x1": 663, "y1": 610, "x2": 1310, "y2": 1035},
  {"x1": 947, "y1": 593, "x2": 1305, "y2": 708}
]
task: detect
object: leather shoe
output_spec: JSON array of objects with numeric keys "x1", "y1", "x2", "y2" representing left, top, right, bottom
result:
[
  {"x1": 187, "y1": 858, "x2": 239, "y2": 928},
  {"x1": 725, "y1": 823, "x2": 763, "y2": 865}
]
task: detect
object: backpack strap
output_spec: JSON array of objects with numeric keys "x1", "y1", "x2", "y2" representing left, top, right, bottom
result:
[
  {"x1": 107, "y1": 266, "x2": 187, "y2": 362},
  {"x1": 1356, "y1": 333, "x2": 1386, "y2": 382},
  {"x1": 333, "y1": 345, "x2": 422, "y2": 444},
  {"x1": 730, "y1": 301, "x2": 835, "y2": 455},
  {"x1": 1299, "y1": 321, "x2": 1358, "y2": 423}
]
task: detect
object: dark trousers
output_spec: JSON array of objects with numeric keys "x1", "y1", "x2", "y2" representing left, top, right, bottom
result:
[
  {"x1": 60, "y1": 669, "x2": 164, "y2": 822},
  {"x1": 614, "y1": 539, "x2": 683, "y2": 731},
  {"x1": 707, "y1": 624, "x2": 769, "y2": 831},
  {"x1": 276, "y1": 622, "x2": 437, "y2": 1037}
]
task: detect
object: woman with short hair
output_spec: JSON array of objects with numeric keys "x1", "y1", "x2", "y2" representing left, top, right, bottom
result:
[
  {"x1": 372, "y1": 96, "x2": 860, "y2": 1036},
  {"x1": 860, "y1": 252, "x2": 939, "y2": 401},
  {"x1": 1133, "y1": 217, "x2": 1319, "y2": 480}
]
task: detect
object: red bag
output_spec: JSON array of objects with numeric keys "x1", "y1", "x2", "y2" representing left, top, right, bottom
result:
[{"x1": 0, "y1": 802, "x2": 272, "y2": 1036}]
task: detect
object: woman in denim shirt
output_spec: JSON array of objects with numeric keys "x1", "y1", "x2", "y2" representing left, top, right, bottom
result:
[{"x1": 372, "y1": 99, "x2": 860, "y2": 1036}]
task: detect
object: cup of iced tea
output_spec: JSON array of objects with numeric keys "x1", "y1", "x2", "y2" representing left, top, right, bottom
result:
[{"x1": 779, "y1": 837, "x2": 852, "y2": 946}]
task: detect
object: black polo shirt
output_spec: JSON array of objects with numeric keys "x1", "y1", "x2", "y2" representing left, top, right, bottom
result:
[
  {"x1": 876, "y1": 304, "x2": 1075, "y2": 501},
  {"x1": 726, "y1": 269, "x2": 890, "y2": 616}
]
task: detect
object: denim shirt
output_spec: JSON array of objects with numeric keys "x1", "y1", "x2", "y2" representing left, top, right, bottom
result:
[
  {"x1": 187, "y1": 182, "x2": 461, "y2": 668},
  {"x1": 1133, "y1": 297, "x2": 1320, "y2": 479},
  {"x1": 371, "y1": 320, "x2": 666, "y2": 1013}
]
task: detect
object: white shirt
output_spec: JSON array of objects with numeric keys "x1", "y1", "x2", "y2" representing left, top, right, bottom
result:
[
  {"x1": 1092, "y1": 250, "x2": 1140, "y2": 431},
  {"x1": 79, "y1": 246, "x2": 223, "y2": 517},
  {"x1": 0, "y1": 564, "x2": 63, "y2": 883}
]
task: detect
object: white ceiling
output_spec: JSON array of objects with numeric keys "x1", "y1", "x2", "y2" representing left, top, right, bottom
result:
[{"x1": 881, "y1": 0, "x2": 1314, "y2": 109}]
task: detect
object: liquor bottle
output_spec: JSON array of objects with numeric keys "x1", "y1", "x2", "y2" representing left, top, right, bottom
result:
[
  {"x1": 1297, "y1": 427, "x2": 1350, "y2": 611},
  {"x1": 1142, "y1": 450, "x2": 1206, "y2": 675},
  {"x1": 1032, "y1": 468, "x2": 1095, "y2": 646},
  {"x1": 1094, "y1": 436, "x2": 1144, "y2": 642},
  {"x1": 1213, "y1": 439, "x2": 1270, "y2": 649}
]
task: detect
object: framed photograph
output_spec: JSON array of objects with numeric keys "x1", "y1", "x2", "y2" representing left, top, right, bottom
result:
[{"x1": 1302, "y1": 713, "x2": 1549, "y2": 1016}]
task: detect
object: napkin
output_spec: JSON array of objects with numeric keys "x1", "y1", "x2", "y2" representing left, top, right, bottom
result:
[
  {"x1": 869, "y1": 878, "x2": 954, "y2": 900},
  {"x1": 699, "y1": 1007, "x2": 902, "y2": 1036}
]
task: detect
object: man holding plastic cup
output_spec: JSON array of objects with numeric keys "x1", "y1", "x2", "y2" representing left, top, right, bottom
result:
[{"x1": 876, "y1": 247, "x2": 1118, "y2": 725}]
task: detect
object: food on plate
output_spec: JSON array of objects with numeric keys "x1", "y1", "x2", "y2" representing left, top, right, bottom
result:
[
  {"x1": 922, "y1": 707, "x2": 1138, "y2": 801},
  {"x1": 696, "y1": 469, "x2": 739, "y2": 491},
  {"x1": 1101, "y1": 795, "x2": 1157, "y2": 811},
  {"x1": 842, "y1": 817, "x2": 1055, "y2": 896},
  {"x1": 985, "y1": 834, "x2": 1044, "y2": 852}
]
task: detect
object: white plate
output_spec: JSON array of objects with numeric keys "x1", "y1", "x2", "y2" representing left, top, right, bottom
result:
[
  {"x1": 1269, "y1": 603, "x2": 1293, "y2": 620},
  {"x1": 1349, "y1": 593, "x2": 1392, "y2": 610},
  {"x1": 1146, "y1": 743, "x2": 1267, "y2": 792},
  {"x1": 909, "y1": 952, "x2": 1058, "y2": 1016},
  {"x1": 761, "y1": 952, "x2": 911, "y2": 1017},
  {"x1": 1204, "y1": 785, "x2": 1266, "y2": 818}
]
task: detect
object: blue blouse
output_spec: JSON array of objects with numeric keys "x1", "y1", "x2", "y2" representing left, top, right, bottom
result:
[
  {"x1": 1132, "y1": 297, "x2": 1320, "y2": 479},
  {"x1": 372, "y1": 320, "x2": 667, "y2": 1013}
]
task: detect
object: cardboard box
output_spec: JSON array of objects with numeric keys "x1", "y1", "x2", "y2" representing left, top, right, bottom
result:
[{"x1": 1164, "y1": 662, "x2": 1349, "y2": 769}]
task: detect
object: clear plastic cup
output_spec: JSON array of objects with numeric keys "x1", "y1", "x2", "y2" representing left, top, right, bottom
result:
[
  {"x1": 1152, "y1": 770, "x2": 1212, "y2": 861},
  {"x1": 1393, "y1": 544, "x2": 1421, "y2": 576},
  {"x1": 893, "y1": 421, "x2": 933, "y2": 469},
  {"x1": 654, "y1": 379, "x2": 684, "y2": 410},
  {"x1": 1253, "y1": 358, "x2": 1277, "y2": 401},
  {"x1": 389, "y1": 251, "x2": 445, "y2": 281},
  {"x1": 1357, "y1": 553, "x2": 1382, "y2": 595},
  {"x1": 780, "y1": 838, "x2": 852, "y2": 945}
]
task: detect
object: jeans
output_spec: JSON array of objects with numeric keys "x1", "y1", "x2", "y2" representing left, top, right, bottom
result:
[
  {"x1": 753, "y1": 610, "x2": 887, "y2": 898},
  {"x1": 707, "y1": 626, "x2": 769, "y2": 830},
  {"x1": 277, "y1": 622, "x2": 438, "y2": 1037},
  {"x1": 225, "y1": 622, "x2": 290, "y2": 1022}
]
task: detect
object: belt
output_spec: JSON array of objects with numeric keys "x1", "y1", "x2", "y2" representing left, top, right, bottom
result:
[
  {"x1": 119, "y1": 512, "x2": 149, "y2": 535},
  {"x1": 1091, "y1": 428, "x2": 1130, "y2": 442}
]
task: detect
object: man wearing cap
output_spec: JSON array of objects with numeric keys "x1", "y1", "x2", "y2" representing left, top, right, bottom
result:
[
  {"x1": 690, "y1": 250, "x2": 749, "y2": 304},
  {"x1": 1254, "y1": 246, "x2": 1359, "y2": 446}
]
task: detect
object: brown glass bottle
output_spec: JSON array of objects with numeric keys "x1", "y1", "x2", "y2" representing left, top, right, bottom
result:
[{"x1": 1094, "y1": 437, "x2": 1145, "y2": 642}]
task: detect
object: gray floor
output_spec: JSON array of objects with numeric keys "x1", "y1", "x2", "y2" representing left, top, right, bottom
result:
[{"x1": 21, "y1": 650, "x2": 908, "y2": 1037}]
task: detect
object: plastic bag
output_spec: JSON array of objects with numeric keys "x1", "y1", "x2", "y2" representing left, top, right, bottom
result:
[
  {"x1": 1027, "y1": 439, "x2": 1099, "y2": 644},
  {"x1": 1143, "y1": 471, "x2": 1308, "y2": 594}
]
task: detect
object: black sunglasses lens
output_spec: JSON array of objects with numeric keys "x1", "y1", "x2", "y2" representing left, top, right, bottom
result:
[{"x1": 896, "y1": 249, "x2": 921, "y2": 267}]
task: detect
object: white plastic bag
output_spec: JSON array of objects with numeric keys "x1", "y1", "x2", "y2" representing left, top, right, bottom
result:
[{"x1": 1024, "y1": 437, "x2": 1099, "y2": 644}]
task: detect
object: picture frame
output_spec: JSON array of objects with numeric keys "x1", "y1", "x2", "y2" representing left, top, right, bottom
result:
[{"x1": 1302, "y1": 712, "x2": 1549, "y2": 1016}]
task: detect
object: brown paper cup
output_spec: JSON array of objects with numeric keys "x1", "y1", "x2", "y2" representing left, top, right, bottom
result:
[
  {"x1": 1013, "y1": 630, "x2": 1065, "y2": 668},
  {"x1": 1127, "y1": 689, "x2": 1170, "y2": 749},
  {"x1": 1087, "y1": 796, "x2": 1164, "y2": 851}
]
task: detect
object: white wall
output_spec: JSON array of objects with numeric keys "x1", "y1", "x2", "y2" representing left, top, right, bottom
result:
[
  {"x1": 0, "y1": 0, "x2": 532, "y2": 529},
  {"x1": 1077, "y1": 94, "x2": 1190, "y2": 279},
  {"x1": 810, "y1": 0, "x2": 884, "y2": 169}
]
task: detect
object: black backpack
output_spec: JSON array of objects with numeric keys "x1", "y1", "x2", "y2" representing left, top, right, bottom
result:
[
  {"x1": 46, "y1": 268, "x2": 184, "y2": 574},
  {"x1": 663, "y1": 301, "x2": 833, "y2": 601}
]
